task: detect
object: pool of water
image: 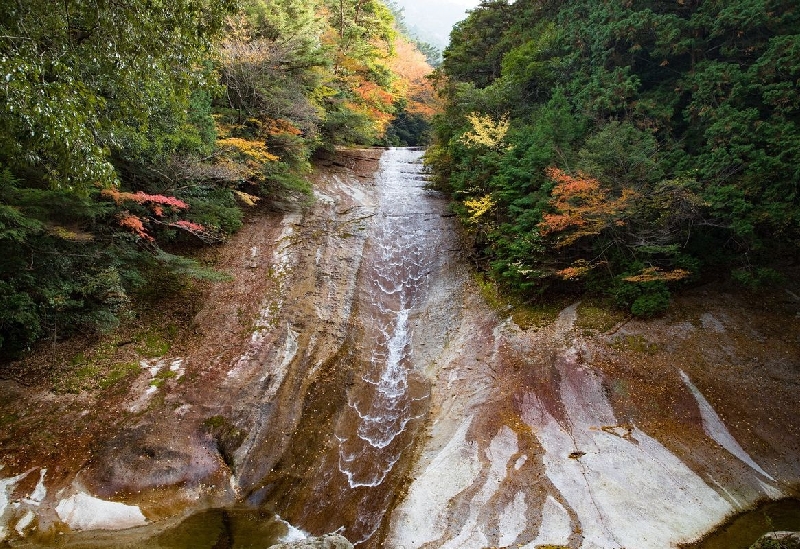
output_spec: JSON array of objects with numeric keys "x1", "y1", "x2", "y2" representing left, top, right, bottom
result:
[
  {"x1": 21, "y1": 509, "x2": 296, "y2": 548},
  {"x1": 683, "y1": 498, "x2": 800, "y2": 549}
]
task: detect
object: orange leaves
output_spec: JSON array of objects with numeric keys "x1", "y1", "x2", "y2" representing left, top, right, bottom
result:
[
  {"x1": 118, "y1": 213, "x2": 153, "y2": 241},
  {"x1": 350, "y1": 81, "x2": 395, "y2": 133},
  {"x1": 623, "y1": 266, "x2": 691, "y2": 283},
  {"x1": 265, "y1": 118, "x2": 303, "y2": 137},
  {"x1": 555, "y1": 260, "x2": 595, "y2": 280},
  {"x1": 539, "y1": 167, "x2": 636, "y2": 247},
  {"x1": 354, "y1": 81, "x2": 395, "y2": 108},
  {"x1": 389, "y1": 37, "x2": 439, "y2": 118},
  {"x1": 390, "y1": 38, "x2": 432, "y2": 83},
  {"x1": 102, "y1": 189, "x2": 188, "y2": 210}
]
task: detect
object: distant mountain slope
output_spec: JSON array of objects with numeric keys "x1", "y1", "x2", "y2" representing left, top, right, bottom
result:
[{"x1": 391, "y1": 0, "x2": 479, "y2": 49}]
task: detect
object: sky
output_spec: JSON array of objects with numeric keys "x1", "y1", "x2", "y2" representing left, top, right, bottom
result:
[{"x1": 391, "y1": 0, "x2": 482, "y2": 50}]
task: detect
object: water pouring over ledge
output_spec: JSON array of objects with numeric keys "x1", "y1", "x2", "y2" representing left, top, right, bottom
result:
[{"x1": 240, "y1": 147, "x2": 457, "y2": 547}]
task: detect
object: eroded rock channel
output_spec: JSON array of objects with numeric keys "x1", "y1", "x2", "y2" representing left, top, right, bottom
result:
[{"x1": 1, "y1": 148, "x2": 799, "y2": 548}]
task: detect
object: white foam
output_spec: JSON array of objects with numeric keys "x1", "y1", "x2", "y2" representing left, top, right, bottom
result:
[{"x1": 276, "y1": 514, "x2": 308, "y2": 542}]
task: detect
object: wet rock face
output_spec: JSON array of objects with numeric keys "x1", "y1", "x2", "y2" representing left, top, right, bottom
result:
[
  {"x1": 232, "y1": 148, "x2": 462, "y2": 547},
  {"x1": 268, "y1": 533, "x2": 354, "y2": 549}
]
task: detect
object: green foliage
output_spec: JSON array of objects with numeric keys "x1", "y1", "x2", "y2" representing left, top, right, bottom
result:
[
  {"x1": 731, "y1": 267, "x2": 785, "y2": 289},
  {"x1": 382, "y1": 110, "x2": 432, "y2": 146},
  {"x1": 0, "y1": 0, "x2": 234, "y2": 190},
  {"x1": 430, "y1": 0, "x2": 800, "y2": 315},
  {"x1": 319, "y1": 106, "x2": 379, "y2": 148},
  {"x1": 0, "y1": 0, "x2": 433, "y2": 356}
]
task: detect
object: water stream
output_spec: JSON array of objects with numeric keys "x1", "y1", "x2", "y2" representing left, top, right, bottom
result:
[
  {"x1": 244, "y1": 147, "x2": 451, "y2": 547},
  {"x1": 335, "y1": 147, "x2": 435, "y2": 492}
]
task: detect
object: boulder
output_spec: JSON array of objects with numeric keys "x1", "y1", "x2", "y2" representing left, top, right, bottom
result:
[{"x1": 750, "y1": 532, "x2": 800, "y2": 549}]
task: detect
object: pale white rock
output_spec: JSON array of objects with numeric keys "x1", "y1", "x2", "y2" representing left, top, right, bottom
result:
[
  {"x1": 55, "y1": 493, "x2": 147, "y2": 530},
  {"x1": 313, "y1": 190, "x2": 335, "y2": 205},
  {"x1": 524, "y1": 495, "x2": 572, "y2": 548},
  {"x1": 498, "y1": 491, "x2": 528, "y2": 547},
  {"x1": 338, "y1": 181, "x2": 367, "y2": 203},
  {"x1": 15, "y1": 510, "x2": 35, "y2": 535},
  {"x1": 439, "y1": 425, "x2": 519, "y2": 549},
  {"x1": 524, "y1": 365, "x2": 734, "y2": 549},
  {"x1": 169, "y1": 358, "x2": 185, "y2": 379},
  {"x1": 680, "y1": 370, "x2": 774, "y2": 480},
  {"x1": 22, "y1": 469, "x2": 46, "y2": 506},
  {"x1": 0, "y1": 470, "x2": 30, "y2": 542},
  {"x1": 386, "y1": 415, "x2": 480, "y2": 548}
]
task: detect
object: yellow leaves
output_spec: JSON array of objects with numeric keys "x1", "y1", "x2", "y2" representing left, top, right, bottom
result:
[
  {"x1": 464, "y1": 194, "x2": 495, "y2": 221},
  {"x1": 216, "y1": 137, "x2": 279, "y2": 164},
  {"x1": 233, "y1": 190, "x2": 260, "y2": 207},
  {"x1": 623, "y1": 267, "x2": 691, "y2": 283},
  {"x1": 47, "y1": 225, "x2": 94, "y2": 242},
  {"x1": 460, "y1": 112, "x2": 510, "y2": 149}
]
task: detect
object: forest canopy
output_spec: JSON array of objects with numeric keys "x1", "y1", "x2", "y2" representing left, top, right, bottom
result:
[
  {"x1": 0, "y1": 0, "x2": 434, "y2": 357},
  {"x1": 428, "y1": 0, "x2": 800, "y2": 316}
]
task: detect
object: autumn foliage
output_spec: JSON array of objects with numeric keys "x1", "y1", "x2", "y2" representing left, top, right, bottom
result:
[
  {"x1": 539, "y1": 168, "x2": 636, "y2": 248},
  {"x1": 102, "y1": 189, "x2": 212, "y2": 242}
]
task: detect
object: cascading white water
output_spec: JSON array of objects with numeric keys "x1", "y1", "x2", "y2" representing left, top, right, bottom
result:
[{"x1": 331, "y1": 148, "x2": 441, "y2": 539}]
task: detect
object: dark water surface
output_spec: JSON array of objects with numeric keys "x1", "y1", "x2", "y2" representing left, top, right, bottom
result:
[
  {"x1": 19, "y1": 510, "x2": 292, "y2": 548},
  {"x1": 683, "y1": 498, "x2": 800, "y2": 549}
]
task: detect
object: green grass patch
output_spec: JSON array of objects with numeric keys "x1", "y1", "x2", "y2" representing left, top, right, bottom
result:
[
  {"x1": 611, "y1": 334, "x2": 660, "y2": 354},
  {"x1": 54, "y1": 358, "x2": 140, "y2": 393},
  {"x1": 135, "y1": 329, "x2": 171, "y2": 358},
  {"x1": 0, "y1": 412, "x2": 20, "y2": 427},
  {"x1": 98, "y1": 361, "x2": 140, "y2": 389},
  {"x1": 576, "y1": 299, "x2": 628, "y2": 333},
  {"x1": 473, "y1": 272, "x2": 566, "y2": 329}
]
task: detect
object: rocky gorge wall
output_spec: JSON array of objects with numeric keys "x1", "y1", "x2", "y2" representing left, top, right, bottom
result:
[{"x1": 1, "y1": 148, "x2": 799, "y2": 548}]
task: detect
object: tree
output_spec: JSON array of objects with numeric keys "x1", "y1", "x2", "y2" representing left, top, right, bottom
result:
[
  {"x1": 0, "y1": 0, "x2": 234, "y2": 191},
  {"x1": 430, "y1": 0, "x2": 800, "y2": 314}
]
